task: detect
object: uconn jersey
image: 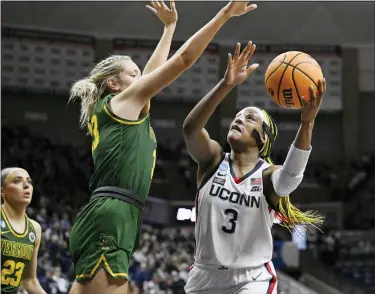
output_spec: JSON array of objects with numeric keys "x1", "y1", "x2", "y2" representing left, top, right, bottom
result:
[{"x1": 194, "y1": 153, "x2": 276, "y2": 268}]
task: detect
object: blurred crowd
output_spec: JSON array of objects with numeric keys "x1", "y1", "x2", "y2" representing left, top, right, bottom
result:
[
  {"x1": 2, "y1": 124, "x2": 375, "y2": 294},
  {"x1": 310, "y1": 230, "x2": 375, "y2": 292},
  {"x1": 128, "y1": 227, "x2": 195, "y2": 294}
]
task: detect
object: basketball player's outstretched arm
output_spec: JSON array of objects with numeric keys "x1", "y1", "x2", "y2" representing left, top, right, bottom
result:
[
  {"x1": 111, "y1": 0, "x2": 258, "y2": 120},
  {"x1": 264, "y1": 79, "x2": 326, "y2": 205},
  {"x1": 143, "y1": 0, "x2": 177, "y2": 75},
  {"x1": 183, "y1": 42, "x2": 258, "y2": 169},
  {"x1": 140, "y1": 0, "x2": 178, "y2": 114},
  {"x1": 20, "y1": 220, "x2": 47, "y2": 294}
]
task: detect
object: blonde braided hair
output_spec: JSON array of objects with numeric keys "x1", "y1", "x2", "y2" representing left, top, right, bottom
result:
[
  {"x1": 260, "y1": 109, "x2": 324, "y2": 230},
  {"x1": 69, "y1": 55, "x2": 131, "y2": 128}
]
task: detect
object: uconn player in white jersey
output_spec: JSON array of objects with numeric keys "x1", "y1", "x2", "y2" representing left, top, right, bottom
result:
[{"x1": 182, "y1": 42, "x2": 325, "y2": 294}]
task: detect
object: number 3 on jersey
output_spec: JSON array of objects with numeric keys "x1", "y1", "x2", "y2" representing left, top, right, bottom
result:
[
  {"x1": 88, "y1": 115, "x2": 99, "y2": 151},
  {"x1": 222, "y1": 209, "x2": 238, "y2": 234}
]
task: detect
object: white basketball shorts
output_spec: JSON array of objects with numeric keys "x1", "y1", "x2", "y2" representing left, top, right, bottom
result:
[{"x1": 184, "y1": 262, "x2": 277, "y2": 294}]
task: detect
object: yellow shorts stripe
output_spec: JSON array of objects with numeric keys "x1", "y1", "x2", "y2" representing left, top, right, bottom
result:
[{"x1": 75, "y1": 255, "x2": 128, "y2": 280}]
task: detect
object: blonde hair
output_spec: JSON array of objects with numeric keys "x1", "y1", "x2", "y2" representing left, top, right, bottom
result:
[
  {"x1": 260, "y1": 110, "x2": 324, "y2": 231},
  {"x1": 69, "y1": 55, "x2": 131, "y2": 128}
]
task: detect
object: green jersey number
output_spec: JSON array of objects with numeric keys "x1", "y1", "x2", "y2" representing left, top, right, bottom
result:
[{"x1": 88, "y1": 115, "x2": 100, "y2": 151}]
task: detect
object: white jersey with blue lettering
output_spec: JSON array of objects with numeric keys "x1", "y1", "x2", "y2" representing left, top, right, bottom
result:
[{"x1": 194, "y1": 153, "x2": 276, "y2": 268}]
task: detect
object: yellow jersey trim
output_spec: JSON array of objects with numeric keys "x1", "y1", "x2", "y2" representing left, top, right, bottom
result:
[
  {"x1": 27, "y1": 216, "x2": 36, "y2": 235},
  {"x1": 103, "y1": 104, "x2": 149, "y2": 125},
  {"x1": 1, "y1": 209, "x2": 29, "y2": 238},
  {"x1": 75, "y1": 254, "x2": 128, "y2": 279}
]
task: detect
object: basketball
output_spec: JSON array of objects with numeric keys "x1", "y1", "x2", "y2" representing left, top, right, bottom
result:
[{"x1": 265, "y1": 51, "x2": 324, "y2": 109}]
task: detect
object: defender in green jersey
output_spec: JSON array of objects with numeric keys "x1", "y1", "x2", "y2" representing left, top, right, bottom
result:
[
  {"x1": 89, "y1": 93, "x2": 157, "y2": 200},
  {"x1": 68, "y1": 1, "x2": 256, "y2": 293},
  {"x1": 1, "y1": 168, "x2": 46, "y2": 294},
  {"x1": 69, "y1": 93, "x2": 157, "y2": 282}
]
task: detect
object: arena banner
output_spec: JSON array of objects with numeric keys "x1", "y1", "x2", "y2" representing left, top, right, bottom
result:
[
  {"x1": 112, "y1": 39, "x2": 220, "y2": 102},
  {"x1": 1, "y1": 27, "x2": 95, "y2": 93},
  {"x1": 236, "y1": 44, "x2": 342, "y2": 112},
  {"x1": 2, "y1": 26, "x2": 95, "y2": 44}
]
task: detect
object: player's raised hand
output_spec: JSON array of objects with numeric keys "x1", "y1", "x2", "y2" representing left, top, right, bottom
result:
[
  {"x1": 300, "y1": 79, "x2": 326, "y2": 123},
  {"x1": 223, "y1": 0, "x2": 257, "y2": 17},
  {"x1": 224, "y1": 42, "x2": 259, "y2": 87},
  {"x1": 146, "y1": 0, "x2": 178, "y2": 27}
]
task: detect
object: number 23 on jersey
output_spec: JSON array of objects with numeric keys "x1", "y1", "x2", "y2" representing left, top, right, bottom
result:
[{"x1": 1, "y1": 260, "x2": 25, "y2": 287}]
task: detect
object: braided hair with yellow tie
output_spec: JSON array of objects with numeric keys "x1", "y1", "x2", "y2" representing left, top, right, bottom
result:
[{"x1": 253, "y1": 108, "x2": 324, "y2": 230}]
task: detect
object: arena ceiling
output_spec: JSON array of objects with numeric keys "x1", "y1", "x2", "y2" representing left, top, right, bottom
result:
[{"x1": 2, "y1": 1, "x2": 374, "y2": 45}]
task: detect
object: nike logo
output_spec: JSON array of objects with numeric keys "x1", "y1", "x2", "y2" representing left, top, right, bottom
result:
[{"x1": 217, "y1": 172, "x2": 226, "y2": 177}]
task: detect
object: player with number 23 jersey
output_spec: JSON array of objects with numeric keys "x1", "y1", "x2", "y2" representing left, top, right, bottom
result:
[{"x1": 1, "y1": 168, "x2": 46, "y2": 294}]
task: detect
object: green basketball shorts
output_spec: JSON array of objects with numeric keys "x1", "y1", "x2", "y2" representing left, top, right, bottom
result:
[{"x1": 69, "y1": 197, "x2": 142, "y2": 282}]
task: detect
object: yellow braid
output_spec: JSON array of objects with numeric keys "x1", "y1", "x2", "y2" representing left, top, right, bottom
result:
[{"x1": 260, "y1": 110, "x2": 324, "y2": 230}]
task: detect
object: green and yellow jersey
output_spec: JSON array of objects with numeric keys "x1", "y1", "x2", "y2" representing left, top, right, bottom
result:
[
  {"x1": 88, "y1": 93, "x2": 157, "y2": 202},
  {"x1": 1, "y1": 209, "x2": 36, "y2": 294}
]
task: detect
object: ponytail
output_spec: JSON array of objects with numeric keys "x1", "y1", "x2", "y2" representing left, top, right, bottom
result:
[
  {"x1": 260, "y1": 110, "x2": 324, "y2": 231},
  {"x1": 69, "y1": 78, "x2": 104, "y2": 128},
  {"x1": 69, "y1": 55, "x2": 132, "y2": 129}
]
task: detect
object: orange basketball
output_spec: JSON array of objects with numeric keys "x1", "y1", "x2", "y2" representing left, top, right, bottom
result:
[{"x1": 265, "y1": 51, "x2": 324, "y2": 109}]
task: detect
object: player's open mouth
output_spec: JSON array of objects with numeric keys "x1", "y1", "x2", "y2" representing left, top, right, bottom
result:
[{"x1": 231, "y1": 125, "x2": 242, "y2": 132}]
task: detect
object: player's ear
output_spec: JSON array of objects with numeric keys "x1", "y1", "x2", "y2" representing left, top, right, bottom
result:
[
  {"x1": 1, "y1": 186, "x2": 6, "y2": 199},
  {"x1": 106, "y1": 77, "x2": 120, "y2": 92}
]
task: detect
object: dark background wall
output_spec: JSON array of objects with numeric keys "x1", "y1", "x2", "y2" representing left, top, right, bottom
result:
[{"x1": 2, "y1": 2, "x2": 374, "y2": 44}]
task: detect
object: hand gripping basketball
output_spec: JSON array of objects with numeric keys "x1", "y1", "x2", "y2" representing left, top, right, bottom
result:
[
  {"x1": 224, "y1": 42, "x2": 259, "y2": 87},
  {"x1": 300, "y1": 79, "x2": 326, "y2": 124},
  {"x1": 265, "y1": 51, "x2": 324, "y2": 109}
]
